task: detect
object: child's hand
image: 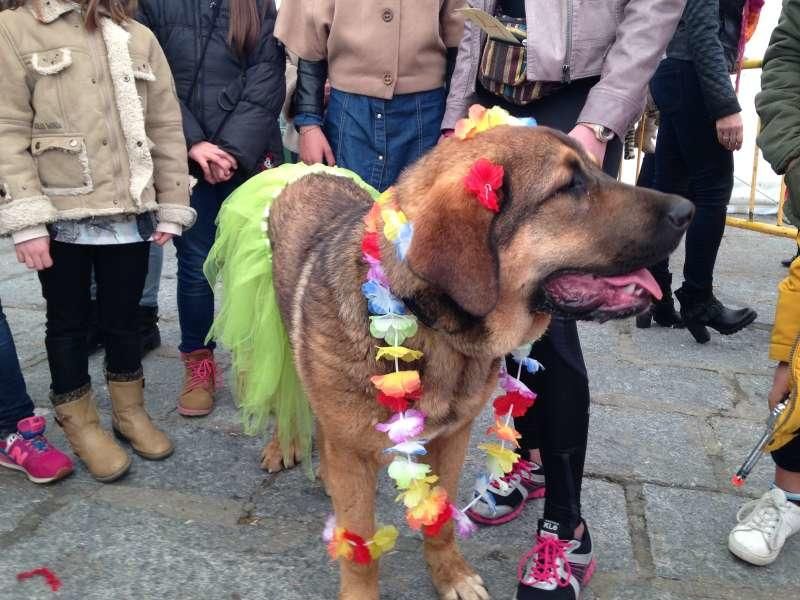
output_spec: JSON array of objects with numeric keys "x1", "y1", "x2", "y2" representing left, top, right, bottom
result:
[
  {"x1": 768, "y1": 362, "x2": 791, "y2": 409},
  {"x1": 151, "y1": 231, "x2": 174, "y2": 247},
  {"x1": 15, "y1": 236, "x2": 52, "y2": 271}
]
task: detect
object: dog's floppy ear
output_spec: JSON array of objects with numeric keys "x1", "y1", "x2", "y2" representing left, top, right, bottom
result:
[{"x1": 403, "y1": 177, "x2": 499, "y2": 318}]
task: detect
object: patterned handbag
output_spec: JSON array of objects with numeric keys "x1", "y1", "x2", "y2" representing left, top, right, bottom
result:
[{"x1": 477, "y1": 14, "x2": 562, "y2": 105}]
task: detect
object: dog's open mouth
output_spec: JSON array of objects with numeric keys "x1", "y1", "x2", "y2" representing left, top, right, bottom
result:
[{"x1": 538, "y1": 268, "x2": 662, "y2": 322}]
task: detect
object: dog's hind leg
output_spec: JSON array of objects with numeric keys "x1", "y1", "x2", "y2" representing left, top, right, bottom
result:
[
  {"x1": 323, "y1": 436, "x2": 381, "y2": 600},
  {"x1": 423, "y1": 423, "x2": 491, "y2": 600}
]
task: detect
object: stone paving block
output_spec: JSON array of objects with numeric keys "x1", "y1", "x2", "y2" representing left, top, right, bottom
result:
[
  {"x1": 644, "y1": 484, "x2": 800, "y2": 589},
  {"x1": 732, "y1": 372, "x2": 774, "y2": 422},
  {"x1": 0, "y1": 484, "x2": 50, "y2": 534},
  {"x1": 587, "y1": 356, "x2": 734, "y2": 416},
  {"x1": 3, "y1": 306, "x2": 47, "y2": 367},
  {"x1": 0, "y1": 500, "x2": 330, "y2": 600},
  {"x1": 627, "y1": 323, "x2": 772, "y2": 375},
  {"x1": 585, "y1": 405, "x2": 716, "y2": 488},
  {"x1": 709, "y1": 416, "x2": 776, "y2": 496}
]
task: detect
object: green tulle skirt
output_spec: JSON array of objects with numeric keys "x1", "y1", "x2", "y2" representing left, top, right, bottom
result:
[{"x1": 204, "y1": 164, "x2": 379, "y2": 474}]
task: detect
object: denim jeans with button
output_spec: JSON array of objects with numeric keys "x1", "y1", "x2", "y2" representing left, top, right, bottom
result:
[
  {"x1": 173, "y1": 178, "x2": 240, "y2": 354},
  {"x1": 0, "y1": 297, "x2": 34, "y2": 436},
  {"x1": 323, "y1": 87, "x2": 446, "y2": 191}
]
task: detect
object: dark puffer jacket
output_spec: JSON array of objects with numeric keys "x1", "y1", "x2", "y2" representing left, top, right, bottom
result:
[
  {"x1": 138, "y1": 0, "x2": 285, "y2": 178},
  {"x1": 665, "y1": 0, "x2": 744, "y2": 120}
]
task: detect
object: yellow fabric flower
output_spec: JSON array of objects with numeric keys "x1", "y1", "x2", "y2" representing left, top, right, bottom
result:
[
  {"x1": 376, "y1": 346, "x2": 424, "y2": 362},
  {"x1": 478, "y1": 442, "x2": 520, "y2": 477}
]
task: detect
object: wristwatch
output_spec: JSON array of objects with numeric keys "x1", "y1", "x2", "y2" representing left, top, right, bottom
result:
[{"x1": 580, "y1": 123, "x2": 615, "y2": 142}]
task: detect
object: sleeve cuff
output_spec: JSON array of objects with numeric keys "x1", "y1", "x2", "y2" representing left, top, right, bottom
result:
[
  {"x1": 155, "y1": 221, "x2": 182, "y2": 236},
  {"x1": 294, "y1": 112, "x2": 324, "y2": 129},
  {"x1": 12, "y1": 225, "x2": 50, "y2": 244}
]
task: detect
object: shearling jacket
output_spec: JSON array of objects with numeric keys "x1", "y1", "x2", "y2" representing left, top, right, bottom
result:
[
  {"x1": 0, "y1": 0, "x2": 196, "y2": 242},
  {"x1": 755, "y1": 0, "x2": 800, "y2": 366},
  {"x1": 443, "y1": 0, "x2": 686, "y2": 138}
]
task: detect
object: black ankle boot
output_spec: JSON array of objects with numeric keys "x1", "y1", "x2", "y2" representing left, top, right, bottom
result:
[
  {"x1": 674, "y1": 287, "x2": 757, "y2": 344},
  {"x1": 138, "y1": 306, "x2": 161, "y2": 358},
  {"x1": 635, "y1": 273, "x2": 683, "y2": 329}
]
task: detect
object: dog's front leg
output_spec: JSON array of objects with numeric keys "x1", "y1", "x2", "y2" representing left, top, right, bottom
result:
[
  {"x1": 423, "y1": 423, "x2": 490, "y2": 600},
  {"x1": 323, "y1": 436, "x2": 381, "y2": 600}
]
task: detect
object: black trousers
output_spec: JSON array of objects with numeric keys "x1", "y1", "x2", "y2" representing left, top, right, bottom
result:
[
  {"x1": 38, "y1": 241, "x2": 149, "y2": 399},
  {"x1": 773, "y1": 433, "x2": 800, "y2": 473},
  {"x1": 478, "y1": 79, "x2": 622, "y2": 530},
  {"x1": 649, "y1": 58, "x2": 734, "y2": 293}
]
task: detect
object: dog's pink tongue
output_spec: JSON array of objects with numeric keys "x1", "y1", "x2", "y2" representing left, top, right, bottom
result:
[{"x1": 603, "y1": 269, "x2": 662, "y2": 300}]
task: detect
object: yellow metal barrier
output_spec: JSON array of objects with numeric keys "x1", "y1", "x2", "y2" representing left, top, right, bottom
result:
[{"x1": 727, "y1": 57, "x2": 796, "y2": 238}]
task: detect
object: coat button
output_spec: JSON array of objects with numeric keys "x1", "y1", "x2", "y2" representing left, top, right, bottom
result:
[
  {"x1": 383, "y1": 72, "x2": 393, "y2": 86},
  {"x1": 102, "y1": 139, "x2": 108, "y2": 146},
  {"x1": 137, "y1": 141, "x2": 143, "y2": 147},
  {"x1": 69, "y1": 139, "x2": 78, "y2": 147},
  {"x1": 382, "y1": 8, "x2": 393, "y2": 22},
  {"x1": 35, "y1": 142, "x2": 41, "y2": 150},
  {"x1": 123, "y1": 75, "x2": 130, "y2": 82}
]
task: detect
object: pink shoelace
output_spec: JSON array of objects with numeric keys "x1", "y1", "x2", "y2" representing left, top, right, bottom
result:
[
  {"x1": 499, "y1": 457, "x2": 537, "y2": 485},
  {"x1": 185, "y1": 357, "x2": 218, "y2": 392},
  {"x1": 517, "y1": 534, "x2": 572, "y2": 587}
]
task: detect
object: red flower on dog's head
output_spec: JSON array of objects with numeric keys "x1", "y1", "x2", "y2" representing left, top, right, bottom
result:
[{"x1": 464, "y1": 158, "x2": 504, "y2": 213}]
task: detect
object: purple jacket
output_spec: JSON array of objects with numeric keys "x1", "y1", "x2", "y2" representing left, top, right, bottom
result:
[{"x1": 443, "y1": 0, "x2": 686, "y2": 137}]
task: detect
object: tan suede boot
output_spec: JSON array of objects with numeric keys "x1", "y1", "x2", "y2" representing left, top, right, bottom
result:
[
  {"x1": 178, "y1": 349, "x2": 216, "y2": 417},
  {"x1": 109, "y1": 378, "x2": 173, "y2": 460},
  {"x1": 54, "y1": 388, "x2": 131, "y2": 483}
]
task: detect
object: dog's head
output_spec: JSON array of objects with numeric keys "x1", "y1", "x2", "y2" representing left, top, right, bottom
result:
[{"x1": 388, "y1": 125, "x2": 692, "y2": 352}]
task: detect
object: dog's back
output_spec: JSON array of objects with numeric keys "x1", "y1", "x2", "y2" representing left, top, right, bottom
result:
[{"x1": 268, "y1": 173, "x2": 373, "y2": 331}]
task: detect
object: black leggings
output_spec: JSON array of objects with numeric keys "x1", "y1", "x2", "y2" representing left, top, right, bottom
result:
[
  {"x1": 38, "y1": 241, "x2": 149, "y2": 399},
  {"x1": 649, "y1": 58, "x2": 734, "y2": 293},
  {"x1": 478, "y1": 79, "x2": 622, "y2": 531},
  {"x1": 773, "y1": 432, "x2": 800, "y2": 473}
]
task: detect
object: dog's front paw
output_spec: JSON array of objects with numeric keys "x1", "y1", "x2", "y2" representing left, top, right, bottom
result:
[
  {"x1": 440, "y1": 573, "x2": 490, "y2": 600},
  {"x1": 259, "y1": 437, "x2": 302, "y2": 473}
]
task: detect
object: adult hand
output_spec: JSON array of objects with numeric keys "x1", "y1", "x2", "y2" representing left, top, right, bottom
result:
[
  {"x1": 568, "y1": 125, "x2": 607, "y2": 166},
  {"x1": 189, "y1": 142, "x2": 238, "y2": 184},
  {"x1": 768, "y1": 362, "x2": 791, "y2": 410},
  {"x1": 716, "y1": 113, "x2": 744, "y2": 151},
  {"x1": 151, "y1": 231, "x2": 175, "y2": 247},
  {"x1": 15, "y1": 235, "x2": 52, "y2": 271},
  {"x1": 299, "y1": 126, "x2": 335, "y2": 166}
]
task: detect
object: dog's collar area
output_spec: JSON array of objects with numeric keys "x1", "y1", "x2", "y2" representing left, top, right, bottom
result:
[{"x1": 330, "y1": 182, "x2": 542, "y2": 564}]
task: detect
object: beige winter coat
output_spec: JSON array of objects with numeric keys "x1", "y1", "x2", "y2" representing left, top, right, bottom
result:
[{"x1": 0, "y1": 0, "x2": 196, "y2": 242}]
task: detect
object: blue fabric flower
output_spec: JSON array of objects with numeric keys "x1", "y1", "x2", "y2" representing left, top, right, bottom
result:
[{"x1": 362, "y1": 279, "x2": 406, "y2": 315}]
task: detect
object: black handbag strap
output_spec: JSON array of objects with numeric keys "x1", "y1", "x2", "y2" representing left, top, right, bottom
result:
[{"x1": 186, "y1": 0, "x2": 223, "y2": 104}]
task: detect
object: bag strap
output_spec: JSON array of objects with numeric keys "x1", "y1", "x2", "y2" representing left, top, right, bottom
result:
[{"x1": 186, "y1": 0, "x2": 223, "y2": 104}]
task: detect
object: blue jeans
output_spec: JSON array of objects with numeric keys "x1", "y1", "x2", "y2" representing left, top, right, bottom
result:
[
  {"x1": 141, "y1": 243, "x2": 163, "y2": 308},
  {"x1": 323, "y1": 87, "x2": 446, "y2": 191},
  {"x1": 0, "y1": 298, "x2": 34, "y2": 436},
  {"x1": 174, "y1": 178, "x2": 240, "y2": 354},
  {"x1": 650, "y1": 58, "x2": 734, "y2": 292}
]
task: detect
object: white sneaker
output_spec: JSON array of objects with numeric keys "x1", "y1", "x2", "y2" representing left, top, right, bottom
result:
[{"x1": 728, "y1": 488, "x2": 800, "y2": 566}]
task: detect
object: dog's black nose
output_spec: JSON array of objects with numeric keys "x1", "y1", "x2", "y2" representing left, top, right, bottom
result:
[{"x1": 666, "y1": 197, "x2": 694, "y2": 230}]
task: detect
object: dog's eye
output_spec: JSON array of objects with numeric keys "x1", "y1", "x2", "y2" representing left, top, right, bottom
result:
[{"x1": 556, "y1": 172, "x2": 585, "y2": 197}]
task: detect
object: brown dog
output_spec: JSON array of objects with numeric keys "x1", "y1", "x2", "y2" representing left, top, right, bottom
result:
[{"x1": 266, "y1": 126, "x2": 692, "y2": 599}]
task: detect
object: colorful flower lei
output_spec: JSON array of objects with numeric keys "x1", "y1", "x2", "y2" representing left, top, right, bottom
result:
[{"x1": 324, "y1": 106, "x2": 543, "y2": 563}]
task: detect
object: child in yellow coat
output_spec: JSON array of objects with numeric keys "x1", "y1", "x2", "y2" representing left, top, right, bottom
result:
[{"x1": 727, "y1": 0, "x2": 800, "y2": 566}]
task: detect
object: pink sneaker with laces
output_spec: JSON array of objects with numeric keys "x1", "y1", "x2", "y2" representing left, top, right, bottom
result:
[
  {"x1": 515, "y1": 519, "x2": 596, "y2": 600},
  {"x1": 178, "y1": 349, "x2": 218, "y2": 416},
  {"x1": 0, "y1": 416, "x2": 74, "y2": 484}
]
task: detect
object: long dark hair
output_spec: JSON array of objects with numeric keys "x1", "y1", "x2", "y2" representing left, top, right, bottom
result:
[
  {"x1": 3, "y1": 0, "x2": 136, "y2": 29},
  {"x1": 228, "y1": 0, "x2": 266, "y2": 57}
]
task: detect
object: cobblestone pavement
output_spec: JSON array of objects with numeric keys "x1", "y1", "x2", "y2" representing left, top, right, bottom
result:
[{"x1": 1, "y1": 226, "x2": 799, "y2": 600}]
